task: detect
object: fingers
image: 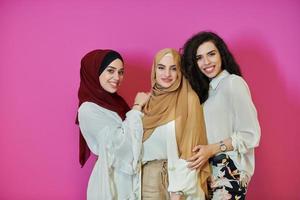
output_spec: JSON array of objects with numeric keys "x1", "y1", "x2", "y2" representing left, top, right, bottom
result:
[
  {"x1": 187, "y1": 154, "x2": 197, "y2": 162},
  {"x1": 190, "y1": 161, "x2": 204, "y2": 170},
  {"x1": 187, "y1": 157, "x2": 202, "y2": 169},
  {"x1": 192, "y1": 145, "x2": 202, "y2": 152}
]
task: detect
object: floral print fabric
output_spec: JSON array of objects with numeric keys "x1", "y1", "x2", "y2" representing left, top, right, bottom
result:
[{"x1": 208, "y1": 154, "x2": 248, "y2": 200}]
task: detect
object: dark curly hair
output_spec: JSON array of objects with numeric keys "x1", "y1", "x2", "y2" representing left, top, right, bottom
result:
[{"x1": 181, "y1": 31, "x2": 242, "y2": 103}]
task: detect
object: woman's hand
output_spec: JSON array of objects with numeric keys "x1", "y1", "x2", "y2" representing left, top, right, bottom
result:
[
  {"x1": 170, "y1": 192, "x2": 185, "y2": 200},
  {"x1": 133, "y1": 92, "x2": 151, "y2": 110},
  {"x1": 187, "y1": 144, "x2": 215, "y2": 170},
  {"x1": 187, "y1": 138, "x2": 233, "y2": 170}
]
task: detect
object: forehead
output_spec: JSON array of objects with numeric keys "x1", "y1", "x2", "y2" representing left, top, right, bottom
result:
[
  {"x1": 158, "y1": 53, "x2": 175, "y2": 64},
  {"x1": 107, "y1": 58, "x2": 124, "y2": 69},
  {"x1": 196, "y1": 41, "x2": 218, "y2": 54}
]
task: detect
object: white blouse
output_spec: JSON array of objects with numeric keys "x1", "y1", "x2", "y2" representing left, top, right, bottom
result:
[
  {"x1": 78, "y1": 102, "x2": 144, "y2": 200},
  {"x1": 204, "y1": 70, "x2": 261, "y2": 180},
  {"x1": 143, "y1": 121, "x2": 205, "y2": 199}
]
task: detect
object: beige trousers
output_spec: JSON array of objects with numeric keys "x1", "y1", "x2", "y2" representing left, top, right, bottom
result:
[{"x1": 142, "y1": 160, "x2": 170, "y2": 200}]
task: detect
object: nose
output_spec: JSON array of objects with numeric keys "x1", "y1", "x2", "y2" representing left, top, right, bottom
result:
[
  {"x1": 113, "y1": 72, "x2": 120, "y2": 80},
  {"x1": 164, "y1": 69, "x2": 171, "y2": 77},
  {"x1": 203, "y1": 56, "x2": 210, "y2": 65}
]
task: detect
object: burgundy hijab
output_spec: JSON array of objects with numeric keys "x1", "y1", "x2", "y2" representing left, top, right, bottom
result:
[{"x1": 76, "y1": 49, "x2": 130, "y2": 167}]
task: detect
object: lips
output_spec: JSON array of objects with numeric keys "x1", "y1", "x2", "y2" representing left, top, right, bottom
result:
[
  {"x1": 203, "y1": 65, "x2": 215, "y2": 73},
  {"x1": 109, "y1": 81, "x2": 119, "y2": 88},
  {"x1": 161, "y1": 78, "x2": 173, "y2": 83}
]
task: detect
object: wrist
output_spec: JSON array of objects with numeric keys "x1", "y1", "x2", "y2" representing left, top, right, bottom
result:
[
  {"x1": 175, "y1": 191, "x2": 184, "y2": 195},
  {"x1": 219, "y1": 140, "x2": 227, "y2": 153},
  {"x1": 133, "y1": 102, "x2": 142, "y2": 106},
  {"x1": 210, "y1": 143, "x2": 220, "y2": 157},
  {"x1": 132, "y1": 103, "x2": 142, "y2": 111}
]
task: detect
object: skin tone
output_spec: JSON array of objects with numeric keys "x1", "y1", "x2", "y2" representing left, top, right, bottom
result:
[
  {"x1": 99, "y1": 58, "x2": 150, "y2": 111},
  {"x1": 155, "y1": 53, "x2": 178, "y2": 88},
  {"x1": 187, "y1": 41, "x2": 234, "y2": 170},
  {"x1": 99, "y1": 58, "x2": 124, "y2": 93},
  {"x1": 196, "y1": 41, "x2": 222, "y2": 79},
  {"x1": 154, "y1": 53, "x2": 181, "y2": 200},
  {"x1": 155, "y1": 54, "x2": 182, "y2": 200}
]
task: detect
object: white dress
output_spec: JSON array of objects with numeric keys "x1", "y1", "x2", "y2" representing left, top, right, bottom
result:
[
  {"x1": 142, "y1": 121, "x2": 205, "y2": 200},
  {"x1": 78, "y1": 102, "x2": 144, "y2": 200}
]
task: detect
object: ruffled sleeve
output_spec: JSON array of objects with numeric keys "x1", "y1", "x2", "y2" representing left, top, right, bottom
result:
[
  {"x1": 78, "y1": 102, "x2": 143, "y2": 174},
  {"x1": 229, "y1": 76, "x2": 261, "y2": 154}
]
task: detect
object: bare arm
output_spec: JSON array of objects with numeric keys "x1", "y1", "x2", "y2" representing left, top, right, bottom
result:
[{"x1": 187, "y1": 137, "x2": 233, "y2": 170}]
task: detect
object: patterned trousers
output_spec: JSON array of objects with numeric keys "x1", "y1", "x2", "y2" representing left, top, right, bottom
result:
[{"x1": 208, "y1": 154, "x2": 248, "y2": 200}]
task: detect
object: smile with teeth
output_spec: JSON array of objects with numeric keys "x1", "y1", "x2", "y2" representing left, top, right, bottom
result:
[{"x1": 203, "y1": 65, "x2": 215, "y2": 73}]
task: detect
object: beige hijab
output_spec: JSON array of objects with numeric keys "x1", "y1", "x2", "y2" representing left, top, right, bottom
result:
[{"x1": 142, "y1": 48, "x2": 210, "y2": 196}]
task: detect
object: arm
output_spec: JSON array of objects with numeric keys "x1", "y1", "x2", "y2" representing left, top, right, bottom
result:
[
  {"x1": 187, "y1": 138, "x2": 233, "y2": 170},
  {"x1": 230, "y1": 76, "x2": 261, "y2": 153},
  {"x1": 188, "y1": 76, "x2": 260, "y2": 170},
  {"x1": 78, "y1": 102, "x2": 144, "y2": 173}
]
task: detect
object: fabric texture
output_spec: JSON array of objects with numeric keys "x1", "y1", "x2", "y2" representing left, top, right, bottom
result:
[
  {"x1": 78, "y1": 102, "x2": 143, "y2": 199},
  {"x1": 204, "y1": 70, "x2": 260, "y2": 179},
  {"x1": 142, "y1": 48, "x2": 210, "y2": 196},
  {"x1": 142, "y1": 160, "x2": 170, "y2": 200},
  {"x1": 204, "y1": 70, "x2": 260, "y2": 198},
  {"x1": 76, "y1": 49, "x2": 130, "y2": 167},
  {"x1": 208, "y1": 154, "x2": 247, "y2": 200},
  {"x1": 142, "y1": 121, "x2": 205, "y2": 199}
]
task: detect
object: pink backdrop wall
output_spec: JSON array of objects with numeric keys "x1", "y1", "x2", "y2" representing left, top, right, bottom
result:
[{"x1": 1, "y1": 0, "x2": 299, "y2": 199}]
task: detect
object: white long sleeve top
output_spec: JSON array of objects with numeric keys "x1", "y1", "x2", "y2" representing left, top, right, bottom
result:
[
  {"x1": 142, "y1": 121, "x2": 205, "y2": 199},
  {"x1": 78, "y1": 102, "x2": 144, "y2": 200},
  {"x1": 204, "y1": 70, "x2": 261, "y2": 180}
]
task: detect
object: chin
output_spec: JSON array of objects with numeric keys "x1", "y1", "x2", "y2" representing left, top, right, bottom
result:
[
  {"x1": 107, "y1": 88, "x2": 118, "y2": 93},
  {"x1": 203, "y1": 71, "x2": 216, "y2": 79}
]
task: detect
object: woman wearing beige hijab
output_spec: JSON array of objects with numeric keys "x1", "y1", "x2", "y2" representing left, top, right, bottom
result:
[{"x1": 141, "y1": 48, "x2": 210, "y2": 200}]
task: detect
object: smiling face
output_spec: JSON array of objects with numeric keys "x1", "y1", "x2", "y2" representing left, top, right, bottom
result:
[
  {"x1": 99, "y1": 58, "x2": 124, "y2": 93},
  {"x1": 155, "y1": 53, "x2": 178, "y2": 88},
  {"x1": 196, "y1": 41, "x2": 222, "y2": 79}
]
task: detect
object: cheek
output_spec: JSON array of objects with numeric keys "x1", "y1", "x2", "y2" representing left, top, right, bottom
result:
[
  {"x1": 99, "y1": 78, "x2": 106, "y2": 89},
  {"x1": 215, "y1": 55, "x2": 222, "y2": 65},
  {"x1": 171, "y1": 71, "x2": 178, "y2": 79},
  {"x1": 197, "y1": 61, "x2": 203, "y2": 71},
  {"x1": 155, "y1": 70, "x2": 161, "y2": 78},
  {"x1": 119, "y1": 75, "x2": 124, "y2": 82},
  {"x1": 197, "y1": 60, "x2": 203, "y2": 68}
]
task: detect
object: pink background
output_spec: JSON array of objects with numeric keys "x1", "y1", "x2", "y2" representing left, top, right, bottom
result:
[{"x1": 1, "y1": 0, "x2": 299, "y2": 199}]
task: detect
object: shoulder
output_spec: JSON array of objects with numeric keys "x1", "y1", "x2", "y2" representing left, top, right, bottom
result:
[
  {"x1": 78, "y1": 102, "x2": 115, "y2": 119},
  {"x1": 223, "y1": 75, "x2": 250, "y2": 92},
  {"x1": 79, "y1": 102, "x2": 101, "y2": 114},
  {"x1": 221, "y1": 75, "x2": 253, "y2": 101},
  {"x1": 223, "y1": 74, "x2": 247, "y2": 85}
]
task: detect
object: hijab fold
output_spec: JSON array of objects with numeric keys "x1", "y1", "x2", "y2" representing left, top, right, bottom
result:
[
  {"x1": 142, "y1": 48, "x2": 210, "y2": 196},
  {"x1": 76, "y1": 49, "x2": 129, "y2": 167}
]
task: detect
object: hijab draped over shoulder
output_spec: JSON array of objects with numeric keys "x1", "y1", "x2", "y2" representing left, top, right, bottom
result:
[
  {"x1": 76, "y1": 49, "x2": 130, "y2": 167},
  {"x1": 142, "y1": 48, "x2": 211, "y2": 195}
]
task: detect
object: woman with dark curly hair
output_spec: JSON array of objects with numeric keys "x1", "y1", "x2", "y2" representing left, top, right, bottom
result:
[{"x1": 181, "y1": 32, "x2": 261, "y2": 200}]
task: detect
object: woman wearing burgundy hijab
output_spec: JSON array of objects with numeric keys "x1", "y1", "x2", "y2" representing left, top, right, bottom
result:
[{"x1": 76, "y1": 49, "x2": 150, "y2": 200}]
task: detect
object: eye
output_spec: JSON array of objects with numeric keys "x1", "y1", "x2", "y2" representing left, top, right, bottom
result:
[
  {"x1": 208, "y1": 52, "x2": 216, "y2": 57},
  {"x1": 171, "y1": 66, "x2": 177, "y2": 71},
  {"x1": 118, "y1": 70, "x2": 124, "y2": 76},
  {"x1": 107, "y1": 69, "x2": 115, "y2": 74},
  {"x1": 157, "y1": 65, "x2": 165, "y2": 70},
  {"x1": 196, "y1": 55, "x2": 202, "y2": 61}
]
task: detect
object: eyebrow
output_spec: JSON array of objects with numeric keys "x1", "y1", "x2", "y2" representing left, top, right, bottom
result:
[
  {"x1": 157, "y1": 64, "x2": 177, "y2": 67},
  {"x1": 196, "y1": 50, "x2": 216, "y2": 57},
  {"x1": 107, "y1": 66, "x2": 124, "y2": 70}
]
